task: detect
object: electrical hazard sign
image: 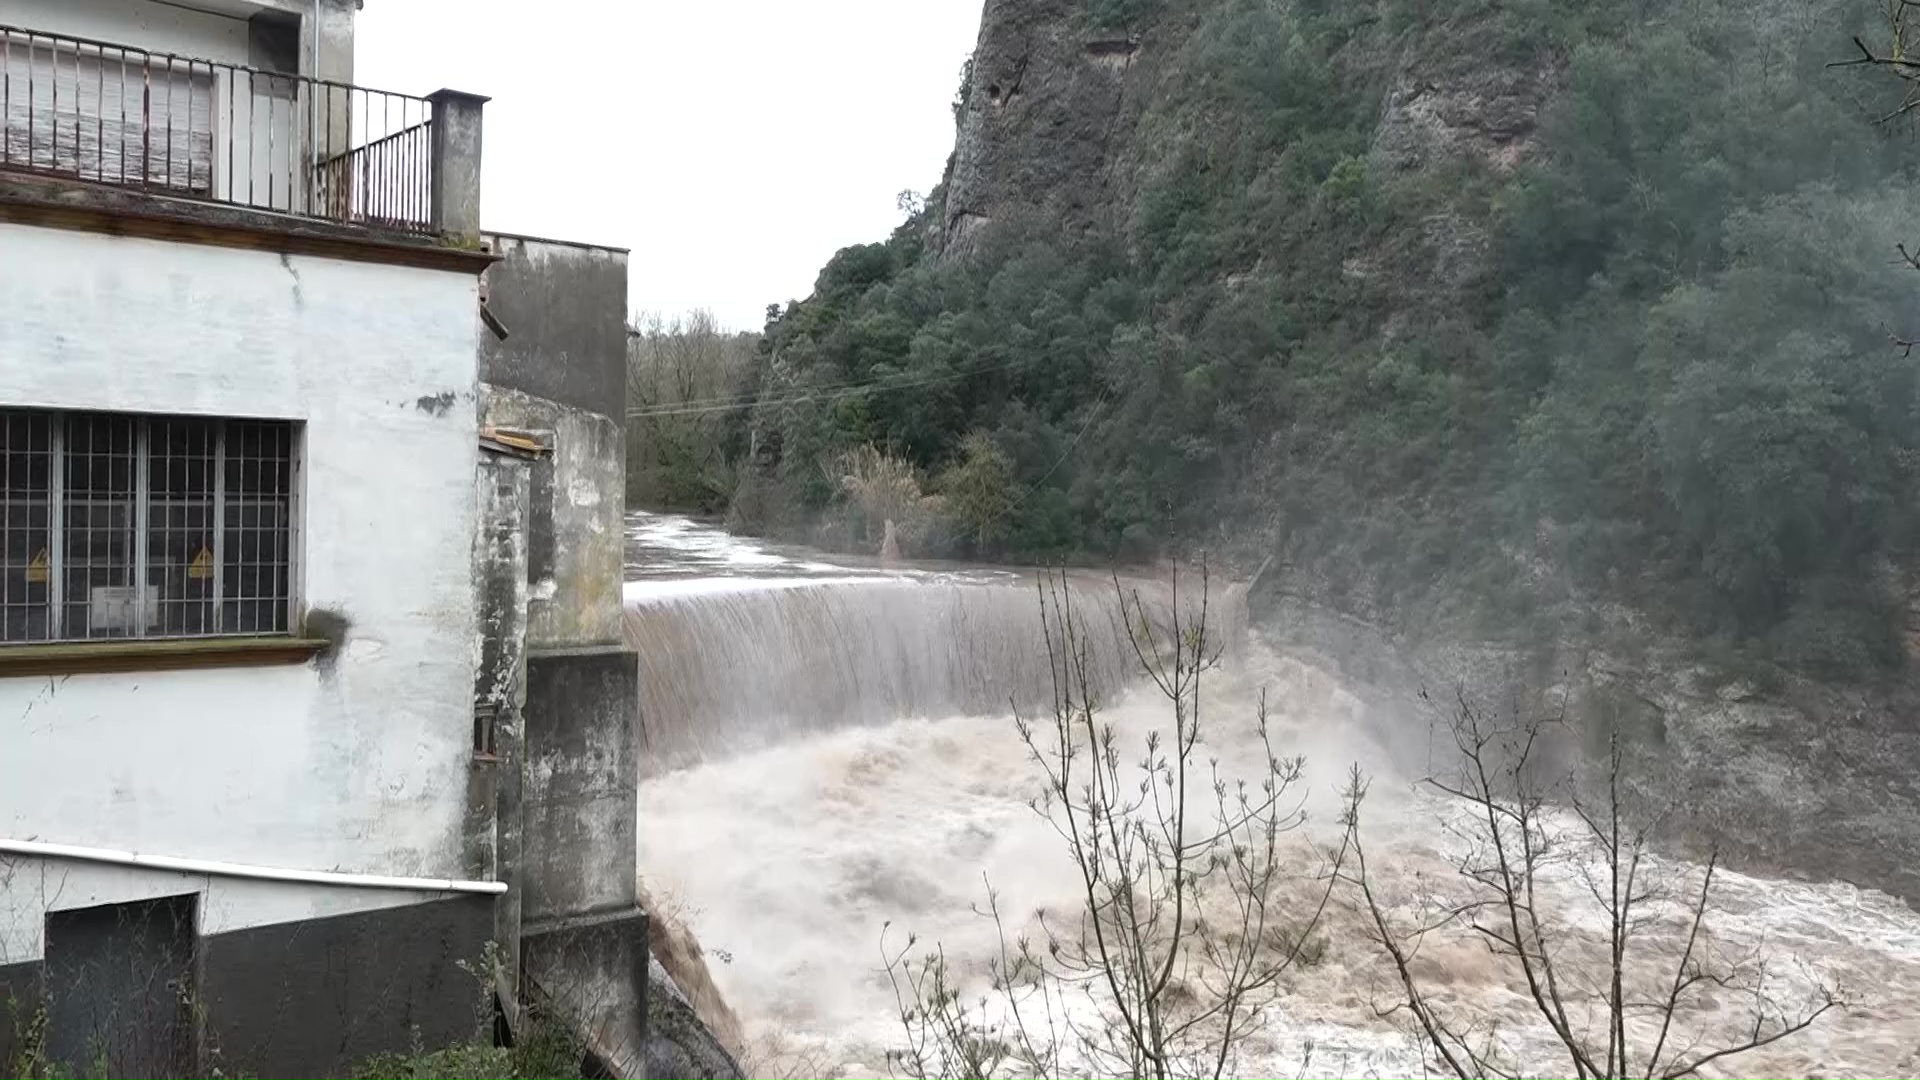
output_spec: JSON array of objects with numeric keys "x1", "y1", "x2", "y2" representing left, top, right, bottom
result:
[
  {"x1": 189, "y1": 546, "x2": 215, "y2": 580},
  {"x1": 25, "y1": 548, "x2": 48, "y2": 584}
]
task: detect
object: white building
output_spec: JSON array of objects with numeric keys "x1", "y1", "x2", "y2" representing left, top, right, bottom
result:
[{"x1": 0, "y1": 3, "x2": 644, "y2": 1076}]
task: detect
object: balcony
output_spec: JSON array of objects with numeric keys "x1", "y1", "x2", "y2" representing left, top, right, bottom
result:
[{"x1": 0, "y1": 23, "x2": 479, "y2": 238}]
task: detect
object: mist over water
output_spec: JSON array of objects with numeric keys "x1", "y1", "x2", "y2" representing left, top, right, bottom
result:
[{"x1": 628, "y1": 514, "x2": 1920, "y2": 1078}]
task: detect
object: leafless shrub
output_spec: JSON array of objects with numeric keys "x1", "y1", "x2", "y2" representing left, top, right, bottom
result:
[
  {"x1": 626, "y1": 309, "x2": 758, "y2": 511},
  {"x1": 834, "y1": 444, "x2": 945, "y2": 557},
  {"x1": 883, "y1": 563, "x2": 1345, "y2": 1079},
  {"x1": 1339, "y1": 692, "x2": 1841, "y2": 1079}
]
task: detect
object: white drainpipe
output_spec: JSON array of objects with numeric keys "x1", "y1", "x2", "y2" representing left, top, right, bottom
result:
[{"x1": 0, "y1": 838, "x2": 508, "y2": 895}]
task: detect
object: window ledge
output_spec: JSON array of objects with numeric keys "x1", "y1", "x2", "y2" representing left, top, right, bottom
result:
[{"x1": 0, "y1": 637, "x2": 329, "y2": 678}]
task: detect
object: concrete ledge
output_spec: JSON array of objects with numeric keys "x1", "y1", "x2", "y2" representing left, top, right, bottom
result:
[
  {"x1": 0, "y1": 637, "x2": 329, "y2": 678},
  {"x1": 524, "y1": 908, "x2": 650, "y2": 1079},
  {"x1": 0, "y1": 172, "x2": 497, "y2": 275}
]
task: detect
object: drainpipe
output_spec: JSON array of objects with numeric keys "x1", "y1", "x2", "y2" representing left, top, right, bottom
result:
[
  {"x1": 310, "y1": 0, "x2": 321, "y2": 203},
  {"x1": 0, "y1": 838, "x2": 509, "y2": 895}
]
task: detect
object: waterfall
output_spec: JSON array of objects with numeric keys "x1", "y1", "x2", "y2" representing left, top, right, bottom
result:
[{"x1": 625, "y1": 572, "x2": 1243, "y2": 773}]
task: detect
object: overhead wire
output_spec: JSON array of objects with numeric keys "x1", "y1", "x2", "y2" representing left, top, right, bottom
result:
[
  {"x1": 623, "y1": 355, "x2": 1032, "y2": 420},
  {"x1": 627, "y1": 349, "x2": 1115, "y2": 548}
]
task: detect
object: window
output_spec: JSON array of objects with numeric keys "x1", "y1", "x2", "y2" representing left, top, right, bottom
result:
[{"x1": 0, "y1": 409, "x2": 296, "y2": 645}]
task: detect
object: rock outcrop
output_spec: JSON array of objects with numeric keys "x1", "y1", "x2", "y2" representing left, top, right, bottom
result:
[{"x1": 941, "y1": 0, "x2": 1196, "y2": 251}]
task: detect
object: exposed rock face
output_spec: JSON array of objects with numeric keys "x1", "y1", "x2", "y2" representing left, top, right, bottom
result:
[
  {"x1": 1372, "y1": 64, "x2": 1554, "y2": 176},
  {"x1": 941, "y1": 0, "x2": 1191, "y2": 251}
]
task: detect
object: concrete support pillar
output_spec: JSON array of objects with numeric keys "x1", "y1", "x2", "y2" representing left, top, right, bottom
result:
[{"x1": 428, "y1": 89, "x2": 489, "y2": 243}]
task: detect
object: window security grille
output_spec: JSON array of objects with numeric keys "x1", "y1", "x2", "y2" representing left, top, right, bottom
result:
[{"x1": 0, "y1": 409, "x2": 296, "y2": 644}]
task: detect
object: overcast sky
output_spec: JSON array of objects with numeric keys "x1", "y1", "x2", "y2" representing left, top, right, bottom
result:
[{"x1": 355, "y1": 2, "x2": 983, "y2": 331}]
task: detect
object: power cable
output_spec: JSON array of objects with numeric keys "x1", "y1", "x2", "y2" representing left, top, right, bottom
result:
[{"x1": 624, "y1": 355, "x2": 1031, "y2": 420}]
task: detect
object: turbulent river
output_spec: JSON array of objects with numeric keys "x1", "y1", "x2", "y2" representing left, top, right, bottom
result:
[{"x1": 625, "y1": 513, "x2": 1920, "y2": 1079}]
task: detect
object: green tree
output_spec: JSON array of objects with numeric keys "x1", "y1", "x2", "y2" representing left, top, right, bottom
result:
[{"x1": 937, "y1": 432, "x2": 1018, "y2": 555}]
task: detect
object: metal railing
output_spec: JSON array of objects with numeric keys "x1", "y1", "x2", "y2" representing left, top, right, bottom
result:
[
  {"x1": 314, "y1": 114, "x2": 432, "y2": 231},
  {"x1": 0, "y1": 23, "x2": 438, "y2": 233}
]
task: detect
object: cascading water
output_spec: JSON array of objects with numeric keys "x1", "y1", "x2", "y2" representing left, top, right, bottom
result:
[
  {"x1": 628, "y1": 513, "x2": 1920, "y2": 1078},
  {"x1": 627, "y1": 576, "x2": 1142, "y2": 773},
  {"x1": 625, "y1": 514, "x2": 1234, "y2": 774}
]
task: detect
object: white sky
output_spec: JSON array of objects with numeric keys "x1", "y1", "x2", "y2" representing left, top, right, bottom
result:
[{"x1": 355, "y1": 2, "x2": 984, "y2": 331}]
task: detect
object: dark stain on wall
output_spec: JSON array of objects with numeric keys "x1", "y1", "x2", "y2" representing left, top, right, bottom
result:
[
  {"x1": 527, "y1": 455, "x2": 559, "y2": 588},
  {"x1": 301, "y1": 606, "x2": 353, "y2": 674},
  {"x1": 415, "y1": 391, "x2": 459, "y2": 416}
]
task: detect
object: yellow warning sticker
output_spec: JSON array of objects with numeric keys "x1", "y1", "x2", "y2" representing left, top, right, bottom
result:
[
  {"x1": 189, "y1": 546, "x2": 214, "y2": 580},
  {"x1": 25, "y1": 548, "x2": 48, "y2": 584}
]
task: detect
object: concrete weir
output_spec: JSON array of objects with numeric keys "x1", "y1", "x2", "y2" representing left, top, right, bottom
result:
[{"x1": 621, "y1": 516, "x2": 1250, "y2": 774}]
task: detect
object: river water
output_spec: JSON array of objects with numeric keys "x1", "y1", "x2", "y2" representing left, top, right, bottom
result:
[{"x1": 626, "y1": 512, "x2": 1920, "y2": 1078}]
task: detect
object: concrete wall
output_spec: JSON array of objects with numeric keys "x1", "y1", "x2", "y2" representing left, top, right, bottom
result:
[
  {"x1": 0, "y1": 893, "x2": 493, "y2": 1077},
  {"x1": 524, "y1": 914, "x2": 649, "y2": 1077},
  {"x1": 480, "y1": 234, "x2": 630, "y2": 651},
  {"x1": 481, "y1": 235, "x2": 630, "y2": 425},
  {"x1": 0, "y1": 0, "x2": 355, "y2": 76},
  {"x1": 480, "y1": 235, "x2": 629, "y2": 651},
  {"x1": 0, "y1": 0, "x2": 252, "y2": 65},
  {"x1": 0, "y1": 221, "x2": 483, "y2": 954},
  {"x1": 476, "y1": 237, "x2": 634, "y2": 925},
  {"x1": 471, "y1": 449, "x2": 532, "y2": 1010},
  {"x1": 476, "y1": 233, "x2": 648, "y2": 1070},
  {"x1": 198, "y1": 894, "x2": 493, "y2": 1076},
  {"x1": 481, "y1": 385, "x2": 626, "y2": 648},
  {"x1": 521, "y1": 649, "x2": 639, "y2": 923}
]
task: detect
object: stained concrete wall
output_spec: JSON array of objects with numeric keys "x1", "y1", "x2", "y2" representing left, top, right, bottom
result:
[
  {"x1": 476, "y1": 232, "x2": 634, "y2": 919},
  {"x1": 476, "y1": 232, "x2": 646, "y2": 1072},
  {"x1": 480, "y1": 235, "x2": 630, "y2": 425},
  {"x1": 521, "y1": 649, "x2": 640, "y2": 923},
  {"x1": 479, "y1": 233, "x2": 630, "y2": 651},
  {"x1": 481, "y1": 385, "x2": 626, "y2": 648},
  {"x1": 0, "y1": 221, "x2": 482, "y2": 958},
  {"x1": 524, "y1": 914, "x2": 649, "y2": 1077},
  {"x1": 472, "y1": 450, "x2": 533, "y2": 1014}
]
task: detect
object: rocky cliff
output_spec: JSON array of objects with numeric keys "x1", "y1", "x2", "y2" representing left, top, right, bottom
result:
[{"x1": 941, "y1": 0, "x2": 1191, "y2": 248}]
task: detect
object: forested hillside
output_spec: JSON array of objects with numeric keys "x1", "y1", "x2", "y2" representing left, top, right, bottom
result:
[{"x1": 628, "y1": 0, "x2": 1920, "y2": 681}]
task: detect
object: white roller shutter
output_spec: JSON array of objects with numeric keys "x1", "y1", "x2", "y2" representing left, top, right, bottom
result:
[{"x1": 1, "y1": 38, "x2": 214, "y2": 194}]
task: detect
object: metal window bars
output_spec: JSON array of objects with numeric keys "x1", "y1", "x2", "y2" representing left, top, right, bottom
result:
[
  {"x1": 0, "y1": 409, "x2": 295, "y2": 645},
  {"x1": 0, "y1": 23, "x2": 436, "y2": 233}
]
